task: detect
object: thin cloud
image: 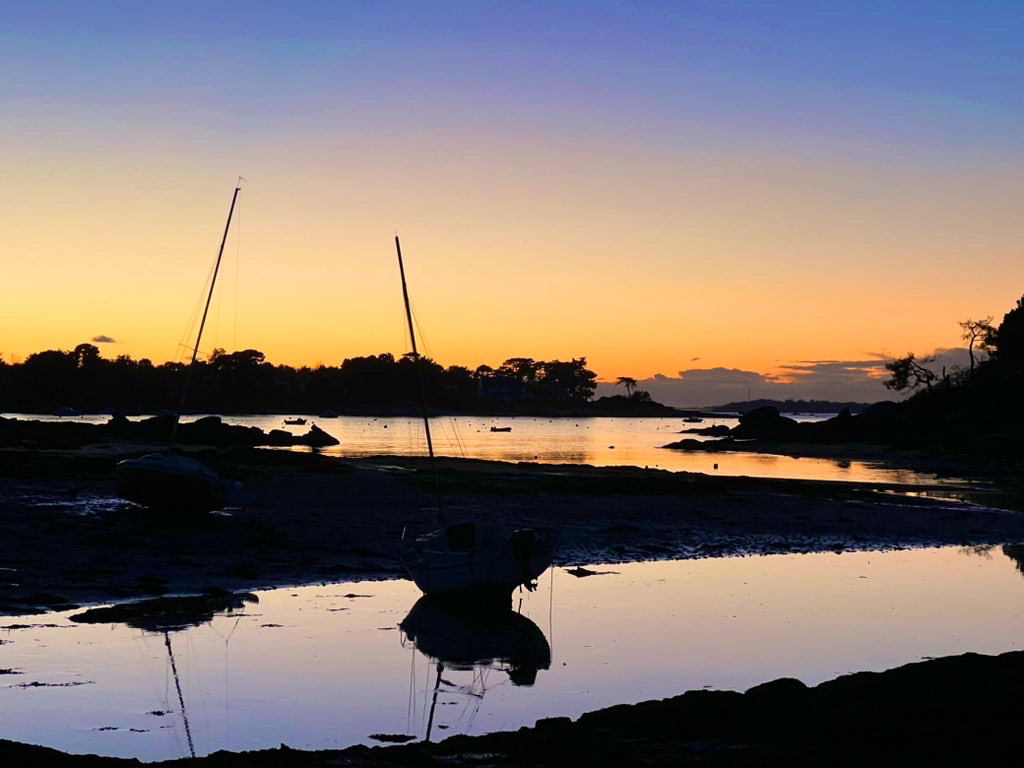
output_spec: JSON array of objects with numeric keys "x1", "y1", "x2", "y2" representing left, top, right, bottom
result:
[
  {"x1": 91, "y1": 335, "x2": 117, "y2": 344},
  {"x1": 613, "y1": 348, "x2": 974, "y2": 408}
]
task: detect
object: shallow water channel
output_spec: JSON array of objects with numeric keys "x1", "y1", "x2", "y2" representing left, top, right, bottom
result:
[
  {"x1": 4, "y1": 413, "x2": 971, "y2": 486},
  {"x1": 3, "y1": 545, "x2": 1023, "y2": 760}
]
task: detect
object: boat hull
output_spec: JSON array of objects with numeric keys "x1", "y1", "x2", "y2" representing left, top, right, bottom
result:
[
  {"x1": 115, "y1": 455, "x2": 225, "y2": 512},
  {"x1": 401, "y1": 524, "x2": 553, "y2": 599}
]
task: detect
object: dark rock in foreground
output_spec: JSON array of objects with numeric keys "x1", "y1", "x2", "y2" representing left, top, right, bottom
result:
[{"x1": 2, "y1": 650, "x2": 1022, "y2": 766}]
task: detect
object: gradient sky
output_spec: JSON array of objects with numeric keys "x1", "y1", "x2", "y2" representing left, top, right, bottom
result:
[{"x1": 2, "y1": 1, "x2": 1022, "y2": 402}]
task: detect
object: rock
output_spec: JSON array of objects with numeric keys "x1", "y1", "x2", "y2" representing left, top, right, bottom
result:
[
  {"x1": 302, "y1": 424, "x2": 340, "y2": 447},
  {"x1": 732, "y1": 407, "x2": 800, "y2": 440},
  {"x1": 745, "y1": 677, "x2": 808, "y2": 701}
]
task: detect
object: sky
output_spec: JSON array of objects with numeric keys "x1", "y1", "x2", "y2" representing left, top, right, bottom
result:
[{"x1": 2, "y1": 1, "x2": 1022, "y2": 405}]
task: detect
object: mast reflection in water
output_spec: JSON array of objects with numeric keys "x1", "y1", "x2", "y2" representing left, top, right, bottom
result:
[
  {"x1": 69, "y1": 591, "x2": 257, "y2": 759},
  {"x1": 399, "y1": 596, "x2": 552, "y2": 741}
]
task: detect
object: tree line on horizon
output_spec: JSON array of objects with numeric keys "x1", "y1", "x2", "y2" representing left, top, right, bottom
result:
[{"x1": 0, "y1": 346, "x2": 604, "y2": 414}]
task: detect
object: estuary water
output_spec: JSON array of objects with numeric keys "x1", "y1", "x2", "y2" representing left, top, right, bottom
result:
[
  {"x1": 2, "y1": 546, "x2": 1023, "y2": 760},
  {"x1": 4, "y1": 413, "x2": 964, "y2": 486}
]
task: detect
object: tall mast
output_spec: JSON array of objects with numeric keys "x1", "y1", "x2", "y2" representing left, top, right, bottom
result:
[
  {"x1": 395, "y1": 235, "x2": 445, "y2": 524},
  {"x1": 171, "y1": 183, "x2": 242, "y2": 442}
]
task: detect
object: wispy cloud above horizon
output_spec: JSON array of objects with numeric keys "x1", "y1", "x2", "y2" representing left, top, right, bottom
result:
[{"x1": 91, "y1": 335, "x2": 117, "y2": 344}]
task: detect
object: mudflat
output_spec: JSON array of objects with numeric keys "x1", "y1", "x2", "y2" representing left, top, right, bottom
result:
[{"x1": 2, "y1": 446, "x2": 1022, "y2": 616}]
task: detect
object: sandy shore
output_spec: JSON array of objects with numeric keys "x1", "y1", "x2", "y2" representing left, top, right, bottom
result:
[{"x1": 2, "y1": 445, "x2": 1023, "y2": 616}]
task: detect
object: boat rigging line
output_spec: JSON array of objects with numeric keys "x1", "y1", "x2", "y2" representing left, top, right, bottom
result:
[
  {"x1": 394, "y1": 235, "x2": 445, "y2": 525},
  {"x1": 170, "y1": 182, "x2": 242, "y2": 443}
]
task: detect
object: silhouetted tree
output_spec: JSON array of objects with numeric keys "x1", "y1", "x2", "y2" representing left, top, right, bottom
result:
[
  {"x1": 989, "y1": 296, "x2": 1024, "y2": 365},
  {"x1": 72, "y1": 343, "x2": 102, "y2": 369},
  {"x1": 884, "y1": 354, "x2": 938, "y2": 393},
  {"x1": 616, "y1": 376, "x2": 638, "y2": 398},
  {"x1": 498, "y1": 358, "x2": 540, "y2": 388},
  {"x1": 539, "y1": 358, "x2": 597, "y2": 401},
  {"x1": 958, "y1": 316, "x2": 994, "y2": 373}
]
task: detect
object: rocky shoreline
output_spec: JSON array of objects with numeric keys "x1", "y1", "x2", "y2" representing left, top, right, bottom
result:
[
  {"x1": 2, "y1": 649, "x2": 1021, "y2": 765},
  {"x1": 0, "y1": 414, "x2": 339, "y2": 449}
]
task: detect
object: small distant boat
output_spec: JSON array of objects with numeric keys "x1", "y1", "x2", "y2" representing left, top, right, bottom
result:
[
  {"x1": 283, "y1": 417, "x2": 307, "y2": 426},
  {"x1": 683, "y1": 416, "x2": 704, "y2": 423},
  {"x1": 489, "y1": 425, "x2": 512, "y2": 432}
]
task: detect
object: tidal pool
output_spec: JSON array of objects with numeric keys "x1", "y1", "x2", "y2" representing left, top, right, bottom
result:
[{"x1": 2, "y1": 545, "x2": 1023, "y2": 760}]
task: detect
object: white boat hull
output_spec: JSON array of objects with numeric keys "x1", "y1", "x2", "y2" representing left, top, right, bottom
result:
[{"x1": 401, "y1": 523, "x2": 553, "y2": 598}]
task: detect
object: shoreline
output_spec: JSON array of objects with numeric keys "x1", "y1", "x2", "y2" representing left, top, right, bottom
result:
[
  {"x1": 2, "y1": 446, "x2": 1023, "y2": 616},
  {"x1": 2, "y1": 649, "x2": 1021, "y2": 765}
]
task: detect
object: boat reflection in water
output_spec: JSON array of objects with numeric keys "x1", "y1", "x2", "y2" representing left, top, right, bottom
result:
[
  {"x1": 69, "y1": 591, "x2": 257, "y2": 758},
  {"x1": 399, "y1": 596, "x2": 551, "y2": 741}
]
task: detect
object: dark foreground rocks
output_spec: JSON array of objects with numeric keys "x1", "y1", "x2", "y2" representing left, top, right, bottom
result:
[{"x1": 2, "y1": 649, "x2": 1022, "y2": 766}]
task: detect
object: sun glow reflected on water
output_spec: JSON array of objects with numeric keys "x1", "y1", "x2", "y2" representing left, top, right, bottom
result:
[{"x1": 3, "y1": 413, "x2": 971, "y2": 487}]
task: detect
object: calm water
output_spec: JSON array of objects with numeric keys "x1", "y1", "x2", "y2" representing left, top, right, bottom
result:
[
  {"x1": 2, "y1": 546, "x2": 1022, "y2": 760},
  {"x1": 4, "y1": 413, "x2": 962, "y2": 486}
]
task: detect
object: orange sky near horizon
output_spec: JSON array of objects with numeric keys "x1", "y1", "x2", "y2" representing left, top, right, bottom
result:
[
  {"x1": 3, "y1": 4, "x2": 1022, "y2": 389},
  {"x1": 3, "y1": 135, "x2": 1020, "y2": 382}
]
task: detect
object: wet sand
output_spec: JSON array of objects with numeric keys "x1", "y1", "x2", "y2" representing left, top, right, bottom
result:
[
  {"x1": 1, "y1": 446, "x2": 1023, "y2": 616},
  {"x1": 2, "y1": 649, "x2": 1021, "y2": 766}
]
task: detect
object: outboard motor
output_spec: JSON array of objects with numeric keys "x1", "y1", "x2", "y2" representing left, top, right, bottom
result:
[{"x1": 509, "y1": 528, "x2": 540, "y2": 589}]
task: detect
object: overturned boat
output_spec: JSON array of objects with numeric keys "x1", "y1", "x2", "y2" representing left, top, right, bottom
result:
[{"x1": 116, "y1": 453, "x2": 230, "y2": 512}]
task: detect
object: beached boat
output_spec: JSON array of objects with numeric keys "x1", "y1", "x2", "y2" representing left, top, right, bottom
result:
[
  {"x1": 116, "y1": 453, "x2": 228, "y2": 511},
  {"x1": 115, "y1": 183, "x2": 242, "y2": 512},
  {"x1": 392, "y1": 236, "x2": 553, "y2": 599},
  {"x1": 401, "y1": 522, "x2": 553, "y2": 600}
]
